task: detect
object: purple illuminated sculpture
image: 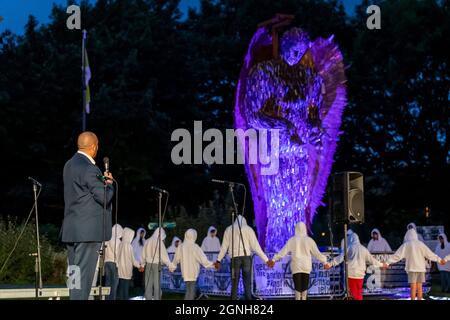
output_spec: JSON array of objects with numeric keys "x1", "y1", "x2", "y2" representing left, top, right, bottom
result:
[{"x1": 234, "y1": 27, "x2": 347, "y2": 251}]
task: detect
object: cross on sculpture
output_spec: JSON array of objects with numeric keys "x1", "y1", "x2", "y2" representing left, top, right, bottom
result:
[{"x1": 257, "y1": 14, "x2": 295, "y2": 59}]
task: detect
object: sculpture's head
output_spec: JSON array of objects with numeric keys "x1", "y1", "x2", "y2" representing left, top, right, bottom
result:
[{"x1": 280, "y1": 28, "x2": 311, "y2": 66}]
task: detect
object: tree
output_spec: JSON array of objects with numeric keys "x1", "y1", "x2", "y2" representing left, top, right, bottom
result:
[{"x1": 0, "y1": 0, "x2": 448, "y2": 245}]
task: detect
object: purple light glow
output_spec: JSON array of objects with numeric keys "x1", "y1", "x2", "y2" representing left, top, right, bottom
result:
[{"x1": 234, "y1": 27, "x2": 347, "y2": 251}]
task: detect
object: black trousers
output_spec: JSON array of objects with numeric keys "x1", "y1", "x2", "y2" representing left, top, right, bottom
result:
[
  {"x1": 231, "y1": 256, "x2": 252, "y2": 300},
  {"x1": 133, "y1": 267, "x2": 144, "y2": 289}
]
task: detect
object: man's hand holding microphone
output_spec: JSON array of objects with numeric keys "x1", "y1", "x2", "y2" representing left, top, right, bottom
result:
[
  {"x1": 104, "y1": 172, "x2": 114, "y2": 184},
  {"x1": 103, "y1": 157, "x2": 114, "y2": 184}
]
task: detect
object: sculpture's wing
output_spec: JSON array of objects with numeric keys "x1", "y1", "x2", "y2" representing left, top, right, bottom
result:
[
  {"x1": 309, "y1": 35, "x2": 347, "y2": 119},
  {"x1": 234, "y1": 27, "x2": 272, "y2": 246},
  {"x1": 235, "y1": 27, "x2": 273, "y2": 129},
  {"x1": 306, "y1": 36, "x2": 347, "y2": 225}
]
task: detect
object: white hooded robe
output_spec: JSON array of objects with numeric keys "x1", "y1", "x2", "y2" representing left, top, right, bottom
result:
[
  {"x1": 131, "y1": 227, "x2": 147, "y2": 263},
  {"x1": 388, "y1": 229, "x2": 441, "y2": 273},
  {"x1": 118, "y1": 228, "x2": 141, "y2": 279},
  {"x1": 333, "y1": 233, "x2": 383, "y2": 279},
  {"x1": 141, "y1": 227, "x2": 173, "y2": 268},
  {"x1": 367, "y1": 228, "x2": 392, "y2": 253},
  {"x1": 435, "y1": 233, "x2": 450, "y2": 272},
  {"x1": 105, "y1": 224, "x2": 123, "y2": 263},
  {"x1": 216, "y1": 215, "x2": 268, "y2": 263},
  {"x1": 273, "y1": 222, "x2": 328, "y2": 274},
  {"x1": 172, "y1": 229, "x2": 214, "y2": 282}
]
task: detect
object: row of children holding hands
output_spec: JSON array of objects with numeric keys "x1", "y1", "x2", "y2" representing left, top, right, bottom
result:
[{"x1": 106, "y1": 220, "x2": 450, "y2": 300}]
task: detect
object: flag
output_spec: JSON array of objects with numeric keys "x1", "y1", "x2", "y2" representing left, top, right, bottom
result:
[{"x1": 83, "y1": 47, "x2": 91, "y2": 114}]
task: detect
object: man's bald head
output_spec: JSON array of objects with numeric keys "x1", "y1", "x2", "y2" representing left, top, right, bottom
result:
[{"x1": 77, "y1": 131, "x2": 99, "y2": 158}]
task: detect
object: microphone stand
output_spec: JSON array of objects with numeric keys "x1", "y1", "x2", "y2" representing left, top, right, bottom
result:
[
  {"x1": 98, "y1": 180, "x2": 108, "y2": 300},
  {"x1": 241, "y1": 184, "x2": 247, "y2": 217},
  {"x1": 230, "y1": 188, "x2": 235, "y2": 300},
  {"x1": 158, "y1": 191, "x2": 162, "y2": 300},
  {"x1": 328, "y1": 177, "x2": 350, "y2": 300},
  {"x1": 327, "y1": 183, "x2": 335, "y2": 300},
  {"x1": 146, "y1": 188, "x2": 168, "y2": 300},
  {"x1": 228, "y1": 183, "x2": 247, "y2": 300},
  {"x1": 31, "y1": 181, "x2": 43, "y2": 299},
  {"x1": 211, "y1": 179, "x2": 247, "y2": 299}
]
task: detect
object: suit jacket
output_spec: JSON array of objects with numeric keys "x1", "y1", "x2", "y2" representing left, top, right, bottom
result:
[{"x1": 61, "y1": 152, "x2": 114, "y2": 243}]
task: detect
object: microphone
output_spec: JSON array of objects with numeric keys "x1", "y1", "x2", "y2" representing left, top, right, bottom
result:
[
  {"x1": 150, "y1": 186, "x2": 168, "y2": 194},
  {"x1": 211, "y1": 179, "x2": 244, "y2": 186},
  {"x1": 28, "y1": 176, "x2": 42, "y2": 187},
  {"x1": 103, "y1": 157, "x2": 110, "y2": 174}
]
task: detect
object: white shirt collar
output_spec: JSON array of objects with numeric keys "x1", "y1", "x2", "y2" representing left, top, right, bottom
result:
[{"x1": 77, "y1": 150, "x2": 96, "y2": 165}]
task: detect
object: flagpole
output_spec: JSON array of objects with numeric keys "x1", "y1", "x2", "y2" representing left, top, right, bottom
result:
[{"x1": 81, "y1": 29, "x2": 87, "y2": 132}]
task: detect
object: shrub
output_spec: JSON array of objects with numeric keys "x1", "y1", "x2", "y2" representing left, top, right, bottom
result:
[{"x1": 0, "y1": 217, "x2": 66, "y2": 285}]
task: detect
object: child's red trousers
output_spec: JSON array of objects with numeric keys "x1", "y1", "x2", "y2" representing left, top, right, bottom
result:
[{"x1": 348, "y1": 278, "x2": 364, "y2": 300}]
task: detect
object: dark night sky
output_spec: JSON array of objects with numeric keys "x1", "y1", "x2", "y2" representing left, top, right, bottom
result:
[{"x1": 0, "y1": 0, "x2": 363, "y2": 35}]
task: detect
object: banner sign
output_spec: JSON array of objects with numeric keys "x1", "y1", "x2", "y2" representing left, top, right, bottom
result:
[
  {"x1": 161, "y1": 251, "x2": 431, "y2": 298},
  {"x1": 161, "y1": 252, "x2": 244, "y2": 296},
  {"x1": 252, "y1": 254, "x2": 343, "y2": 298}
]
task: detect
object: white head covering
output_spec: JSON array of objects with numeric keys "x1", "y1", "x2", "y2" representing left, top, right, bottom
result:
[
  {"x1": 140, "y1": 227, "x2": 171, "y2": 266},
  {"x1": 150, "y1": 227, "x2": 166, "y2": 241},
  {"x1": 348, "y1": 232, "x2": 360, "y2": 247},
  {"x1": 207, "y1": 226, "x2": 217, "y2": 236},
  {"x1": 367, "y1": 228, "x2": 392, "y2": 253},
  {"x1": 437, "y1": 233, "x2": 449, "y2": 248},
  {"x1": 132, "y1": 228, "x2": 146, "y2": 246},
  {"x1": 111, "y1": 224, "x2": 124, "y2": 241},
  {"x1": 121, "y1": 228, "x2": 135, "y2": 244},
  {"x1": 234, "y1": 215, "x2": 247, "y2": 227},
  {"x1": 201, "y1": 226, "x2": 221, "y2": 252},
  {"x1": 340, "y1": 229, "x2": 354, "y2": 250},
  {"x1": 184, "y1": 229, "x2": 197, "y2": 243},
  {"x1": 404, "y1": 228, "x2": 419, "y2": 242},
  {"x1": 167, "y1": 236, "x2": 182, "y2": 254},
  {"x1": 404, "y1": 223, "x2": 424, "y2": 243},
  {"x1": 105, "y1": 224, "x2": 123, "y2": 263},
  {"x1": 295, "y1": 221, "x2": 307, "y2": 237},
  {"x1": 371, "y1": 228, "x2": 382, "y2": 238},
  {"x1": 131, "y1": 227, "x2": 146, "y2": 262},
  {"x1": 348, "y1": 233, "x2": 373, "y2": 260}
]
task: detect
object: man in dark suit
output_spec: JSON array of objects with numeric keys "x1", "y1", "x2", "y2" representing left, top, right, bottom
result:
[{"x1": 61, "y1": 131, "x2": 114, "y2": 300}]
